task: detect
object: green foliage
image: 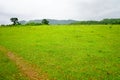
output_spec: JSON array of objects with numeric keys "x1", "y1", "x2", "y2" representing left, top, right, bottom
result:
[
  {"x1": 0, "y1": 51, "x2": 28, "y2": 80},
  {"x1": 10, "y1": 18, "x2": 20, "y2": 25},
  {"x1": 71, "y1": 18, "x2": 120, "y2": 25},
  {"x1": 25, "y1": 22, "x2": 42, "y2": 26},
  {"x1": 41, "y1": 19, "x2": 49, "y2": 25},
  {"x1": 101, "y1": 19, "x2": 120, "y2": 24},
  {"x1": 0, "y1": 24, "x2": 6, "y2": 27},
  {"x1": 0, "y1": 25, "x2": 120, "y2": 80}
]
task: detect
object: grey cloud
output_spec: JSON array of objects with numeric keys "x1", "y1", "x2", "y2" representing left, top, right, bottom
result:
[
  {"x1": 0, "y1": 0, "x2": 120, "y2": 24},
  {"x1": 74, "y1": 0, "x2": 120, "y2": 20}
]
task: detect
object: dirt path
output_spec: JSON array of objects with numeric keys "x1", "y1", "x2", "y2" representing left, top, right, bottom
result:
[{"x1": 0, "y1": 46, "x2": 49, "y2": 80}]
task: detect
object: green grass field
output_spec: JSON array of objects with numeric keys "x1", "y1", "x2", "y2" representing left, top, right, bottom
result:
[
  {"x1": 0, "y1": 25, "x2": 120, "y2": 80},
  {"x1": 0, "y1": 51, "x2": 28, "y2": 80}
]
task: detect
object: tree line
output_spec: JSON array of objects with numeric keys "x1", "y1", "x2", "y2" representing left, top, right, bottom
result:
[
  {"x1": 71, "y1": 18, "x2": 120, "y2": 25},
  {"x1": 11, "y1": 18, "x2": 49, "y2": 25},
  {"x1": 1, "y1": 18, "x2": 49, "y2": 26},
  {"x1": 1, "y1": 18, "x2": 120, "y2": 27}
]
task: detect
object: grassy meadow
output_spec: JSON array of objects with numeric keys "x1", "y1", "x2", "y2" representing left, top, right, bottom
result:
[
  {"x1": 0, "y1": 51, "x2": 28, "y2": 80},
  {"x1": 0, "y1": 25, "x2": 120, "y2": 80}
]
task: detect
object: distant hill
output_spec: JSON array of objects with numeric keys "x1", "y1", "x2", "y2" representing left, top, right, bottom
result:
[{"x1": 19, "y1": 19, "x2": 77, "y2": 25}]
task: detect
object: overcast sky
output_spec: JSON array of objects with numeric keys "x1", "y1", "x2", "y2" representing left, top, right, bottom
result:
[{"x1": 0, "y1": 0, "x2": 120, "y2": 24}]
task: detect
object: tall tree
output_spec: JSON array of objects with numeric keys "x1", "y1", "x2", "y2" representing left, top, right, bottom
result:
[
  {"x1": 41, "y1": 19, "x2": 49, "y2": 25},
  {"x1": 10, "y1": 18, "x2": 19, "y2": 25}
]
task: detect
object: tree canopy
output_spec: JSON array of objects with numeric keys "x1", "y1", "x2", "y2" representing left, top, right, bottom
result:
[
  {"x1": 10, "y1": 18, "x2": 20, "y2": 25},
  {"x1": 41, "y1": 19, "x2": 49, "y2": 25}
]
